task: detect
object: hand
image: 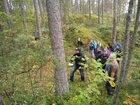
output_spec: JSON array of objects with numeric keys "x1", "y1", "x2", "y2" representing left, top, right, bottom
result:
[
  {"x1": 68, "y1": 63, "x2": 73, "y2": 66},
  {"x1": 79, "y1": 66, "x2": 82, "y2": 69}
]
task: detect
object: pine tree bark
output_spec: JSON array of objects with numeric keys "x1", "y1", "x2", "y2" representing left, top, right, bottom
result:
[
  {"x1": 101, "y1": 0, "x2": 104, "y2": 24},
  {"x1": 2, "y1": 0, "x2": 12, "y2": 28},
  {"x1": 104, "y1": 0, "x2": 108, "y2": 13},
  {"x1": 38, "y1": 0, "x2": 45, "y2": 27},
  {"x1": 92, "y1": 0, "x2": 95, "y2": 14},
  {"x1": 112, "y1": 0, "x2": 117, "y2": 46},
  {"x1": 19, "y1": 0, "x2": 27, "y2": 32},
  {"x1": 89, "y1": 0, "x2": 92, "y2": 19},
  {"x1": 98, "y1": 0, "x2": 100, "y2": 24},
  {"x1": 46, "y1": 0, "x2": 69, "y2": 96},
  {"x1": 134, "y1": 0, "x2": 137, "y2": 19},
  {"x1": 33, "y1": 0, "x2": 42, "y2": 39},
  {"x1": 63, "y1": 0, "x2": 70, "y2": 23},
  {"x1": 117, "y1": 0, "x2": 121, "y2": 23},
  {"x1": 41, "y1": 0, "x2": 46, "y2": 12},
  {"x1": 112, "y1": 0, "x2": 134, "y2": 104},
  {"x1": 82, "y1": 0, "x2": 85, "y2": 14},
  {"x1": 75, "y1": 0, "x2": 79, "y2": 13},
  {"x1": 80, "y1": 0, "x2": 82, "y2": 13},
  {"x1": 123, "y1": 0, "x2": 140, "y2": 82}
]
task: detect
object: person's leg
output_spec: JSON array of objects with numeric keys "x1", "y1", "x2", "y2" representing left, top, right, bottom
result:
[
  {"x1": 70, "y1": 65, "x2": 78, "y2": 82},
  {"x1": 79, "y1": 68, "x2": 84, "y2": 81},
  {"x1": 105, "y1": 81, "x2": 113, "y2": 95},
  {"x1": 92, "y1": 50, "x2": 95, "y2": 58}
]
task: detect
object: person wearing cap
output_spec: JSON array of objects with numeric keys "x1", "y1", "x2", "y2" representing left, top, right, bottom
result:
[
  {"x1": 105, "y1": 54, "x2": 119, "y2": 95},
  {"x1": 69, "y1": 48, "x2": 86, "y2": 82},
  {"x1": 100, "y1": 49, "x2": 109, "y2": 69}
]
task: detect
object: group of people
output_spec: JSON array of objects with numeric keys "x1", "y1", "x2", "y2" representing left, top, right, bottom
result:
[{"x1": 68, "y1": 38, "x2": 122, "y2": 95}]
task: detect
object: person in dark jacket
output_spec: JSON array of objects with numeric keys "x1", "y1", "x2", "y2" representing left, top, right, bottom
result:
[
  {"x1": 101, "y1": 49, "x2": 109, "y2": 69},
  {"x1": 69, "y1": 48, "x2": 86, "y2": 82},
  {"x1": 114, "y1": 45, "x2": 122, "y2": 64},
  {"x1": 95, "y1": 47, "x2": 102, "y2": 61}
]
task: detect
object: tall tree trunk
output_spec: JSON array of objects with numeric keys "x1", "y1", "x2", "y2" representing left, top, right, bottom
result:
[
  {"x1": 101, "y1": 0, "x2": 104, "y2": 24},
  {"x1": 71, "y1": 0, "x2": 74, "y2": 13},
  {"x1": 38, "y1": 0, "x2": 45, "y2": 27},
  {"x1": 92, "y1": 0, "x2": 95, "y2": 14},
  {"x1": 2, "y1": 0, "x2": 12, "y2": 28},
  {"x1": 80, "y1": 0, "x2": 82, "y2": 13},
  {"x1": 89, "y1": 0, "x2": 92, "y2": 19},
  {"x1": 112, "y1": 0, "x2": 117, "y2": 46},
  {"x1": 117, "y1": 0, "x2": 121, "y2": 23},
  {"x1": 98, "y1": 0, "x2": 100, "y2": 24},
  {"x1": 19, "y1": 0, "x2": 28, "y2": 32},
  {"x1": 46, "y1": 0, "x2": 69, "y2": 96},
  {"x1": 123, "y1": 0, "x2": 140, "y2": 82},
  {"x1": 0, "y1": 1, "x2": 3, "y2": 31},
  {"x1": 82, "y1": 0, "x2": 85, "y2": 14},
  {"x1": 33, "y1": 0, "x2": 42, "y2": 39},
  {"x1": 41, "y1": 0, "x2": 45, "y2": 12},
  {"x1": 75, "y1": 0, "x2": 79, "y2": 13},
  {"x1": 104, "y1": 0, "x2": 108, "y2": 13},
  {"x1": 133, "y1": 0, "x2": 137, "y2": 19},
  {"x1": 112, "y1": 0, "x2": 134, "y2": 104},
  {"x1": 59, "y1": 0, "x2": 63, "y2": 19},
  {"x1": 63, "y1": 0, "x2": 70, "y2": 23}
]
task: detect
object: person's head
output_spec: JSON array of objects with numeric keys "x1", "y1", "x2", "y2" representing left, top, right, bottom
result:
[
  {"x1": 90, "y1": 40, "x2": 93, "y2": 43},
  {"x1": 116, "y1": 45, "x2": 120, "y2": 49},
  {"x1": 108, "y1": 54, "x2": 116, "y2": 62},
  {"x1": 103, "y1": 49, "x2": 107, "y2": 55},
  {"x1": 75, "y1": 48, "x2": 80, "y2": 54},
  {"x1": 97, "y1": 47, "x2": 101, "y2": 52},
  {"x1": 78, "y1": 38, "x2": 81, "y2": 41}
]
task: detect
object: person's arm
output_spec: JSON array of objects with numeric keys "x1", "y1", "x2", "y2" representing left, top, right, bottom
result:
[
  {"x1": 95, "y1": 52, "x2": 102, "y2": 60},
  {"x1": 70, "y1": 54, "x2": 76, "y2": 63}
]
